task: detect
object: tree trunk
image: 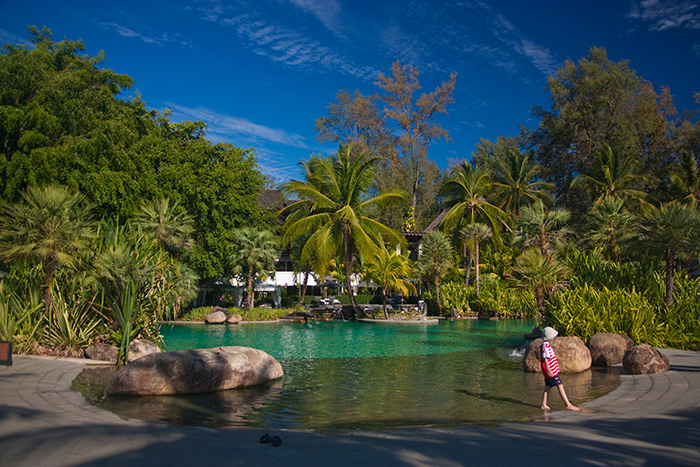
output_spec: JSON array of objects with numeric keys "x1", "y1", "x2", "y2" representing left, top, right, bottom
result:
[
  {"x1": 535, "y1": 287, "x2": 544, "y2": 314},
  {"x1": 475, "y1": 242, "x2": 480, "y2": 298},
  {"x1": 297, "y1": 270, "x2": 310, "y2": 306},
  {"x1": 435, "y1": 273, "x2": 441, "y2": 312},
  {"x1": 383, "y1": 287, "x2": 389, "y2": 320},
  {"x1": 343, "y1": 223, "x2": 360, "y2": 315},
  {"x1": 464, "y1": 244, "x2": 473, "y2": 287},
  {"x1": 665, "y1": 249, "x2": 675, "y2": 307},
  {"x1": 42, "y1": 257, "x2": 55, "y2": 318},
  {"x1": 247, "y1": 263, "x2": 254, "y2": 310}
]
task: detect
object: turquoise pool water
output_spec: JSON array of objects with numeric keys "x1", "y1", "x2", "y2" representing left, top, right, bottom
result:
[{"x1": 95, "y1": 319, "x2": 620, "y2": 430}]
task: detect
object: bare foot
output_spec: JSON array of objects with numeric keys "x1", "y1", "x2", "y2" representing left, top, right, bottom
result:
[
  {"x1": 566, "y1": 405, "x2": 581, "y2": 412},
  {"x1": 541, "y1": 405, "x2": 551, "y2": 410}
]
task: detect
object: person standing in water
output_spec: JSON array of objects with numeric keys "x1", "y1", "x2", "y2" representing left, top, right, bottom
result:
[{"x1": 540, "y1": 326, "x2": 580, "y2": 411}]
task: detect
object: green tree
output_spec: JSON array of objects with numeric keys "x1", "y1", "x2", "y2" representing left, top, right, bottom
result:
[
  {"x1": 136, "y1": 197, "x2": 194, "y2": 257},
  {"x1": 417, "y1": 231, "x2": 453, "y2": 313},
  {"x1": 0, "y1": 185, "x2": 95, "y2": 317},
  {"x1": 376, "y1": 61, "x2": 457, "y2": 221},
  {"x1": 229, "y1": 228, "x2": 279, "y2": 310},
  {"x1": 491, "y1": 149, "x2": 554, "y2": 215},
  {"x1": 531, "y1": 47, "x2": 671, "y2": 208},
  {"x1": 365, "y1": 247, "x2": 416, "y2": 319},
  {"x1": 516, "y1": 200, "x2": 570, "y2": 258},
  {"x1": 440, "y1": 161, "x2": 509, "y2": 242},
  {"x1": 585, "y1": 196, "x2": 636, "y2": 262},
  {"x1": 637, "y1": 202, "x2": 700, "y2": 306},
  {"x1": 570, "y1": 145, "x2": 650, "y2": 209},
  {"x1": 669, "y1": 150, "x2": 700, "y2": 207},
  {"x1": 460, "y1": 223, "x2": 492, "y2": 297},
  {"x1": 281, "y1": 147, "x2": 406, "y2": 314},
  {"x1": 511, "y1": 248, "x2": 569, "y2": 314}
]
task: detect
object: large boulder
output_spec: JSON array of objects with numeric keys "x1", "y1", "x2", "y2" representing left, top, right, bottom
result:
[
  {"x1": 523, "y1": 336, "x2": 592, "y2": 373},
  {"x1": 128, "y1": 338, "x2": 161, "y2": 361},
  {"x1": 205, "y1": 311, "x2": 227, "y2": 324},
  {"x1": 106, "y1": 346, "x2": 284, "y2": 395},
  {"x1": 226, "y1": 313, "x2": 243, "y2": 324},
  {"x1": 622, "y1": 344, "x2": 670, "y2": 374},
  {"x1": 587, "y1": 333, "x2": 628, "y2": 367}
]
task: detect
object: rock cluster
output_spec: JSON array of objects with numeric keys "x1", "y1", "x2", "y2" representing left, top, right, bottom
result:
[
  {"x1": 106, "y1": 346, "x2": 284, "y2": 395},
  {"x1": 205, "y1": 306, "x2": 242, "y2": 324},
  {"x1": 85, "y1": 338, "x2": 160, "y2": 363}
]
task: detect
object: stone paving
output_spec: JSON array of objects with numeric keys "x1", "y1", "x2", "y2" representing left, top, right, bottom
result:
[{"x1": 0, "y1": 349, "x2": 699, "y2": 466}]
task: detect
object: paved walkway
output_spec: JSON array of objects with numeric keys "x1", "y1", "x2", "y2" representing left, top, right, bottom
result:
[{"x1": 1, "y1": 349, "x2": 699, "y2": 466}]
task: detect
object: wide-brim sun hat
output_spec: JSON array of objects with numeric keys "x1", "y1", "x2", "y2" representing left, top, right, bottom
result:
[{"x1": 542, "y1": 326, "x2": 558, "y2": 341}]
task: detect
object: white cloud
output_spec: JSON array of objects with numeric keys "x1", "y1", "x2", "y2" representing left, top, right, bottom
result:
[
  {"x1": 165, "y1": 103, "x2": 308, "y2": 149},
  {"x1": 288, "y1": 0, "x2": 343, "y2": 32},
  {"x1": 99, "y1": 22, "x2": 170, "y2": 46},
  {"x1": 629, "y1": 0, "x2": 700, "y2": 30}
]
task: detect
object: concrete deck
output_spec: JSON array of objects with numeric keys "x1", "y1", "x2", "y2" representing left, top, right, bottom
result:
[{"x1": 1, "y1": 349, "x2": 699, "y2": 466}]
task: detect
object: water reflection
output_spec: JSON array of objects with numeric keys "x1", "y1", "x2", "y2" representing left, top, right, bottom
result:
[{"x1": 74, "y1": 320, "x2": 621, "y2": 430}]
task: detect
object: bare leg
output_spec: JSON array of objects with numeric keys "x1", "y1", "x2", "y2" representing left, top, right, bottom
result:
[
  {"x1": 541, "y1": 386, "x2": 551, "y2": 410},
  {"x1": 557, "y1": 384, "x2": 580, "y2": 411}
]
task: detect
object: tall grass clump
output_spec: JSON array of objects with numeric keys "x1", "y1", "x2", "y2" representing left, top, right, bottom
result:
[{"x1": 546, "y1": 284, "x2": 662, "y2": 345}]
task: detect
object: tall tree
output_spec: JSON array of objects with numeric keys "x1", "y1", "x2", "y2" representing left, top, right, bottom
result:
[
  {"x1": 376, "y1": 62, "x2": 457, "y2": 220},
  {"x1": 637, "y1": 202, "x2": 700, "y2": 306},
  {"x1": 516, "y1": 200, "x2": 571, "y2": 258},
  {"x1": 531, "y1": 47, "x2": 671, "y2": 209},
  {"x1": 440, "y1": 161, "x2": 509, "y2": 242},
  {"x1": 229, "y1": 228, "x2": 279, "y2": 310},
  {"x1": 281, "y1": 147, "x2": 406, "y2": 315},
  {"x1": 417, "y1": 231, "x2": 453, "y2": 313},
  {"x1": 491, "y1": 148, "x2": 554, "y2": 215},
  {"x1": 460, "y1": 223, "x2": 492, "y2": 297},
  {"x1": 585, "y1": 196, "x2": 636, "y2": 262},
  {"x1": 570, "y1": 145, "x2": 650, "y2": 209},
  {"x1": 669, "y1": 150, "x2": 700, "y2": 207},
  {"x1": 0, "y1": 185, "x2": 95, "y2": 317}
]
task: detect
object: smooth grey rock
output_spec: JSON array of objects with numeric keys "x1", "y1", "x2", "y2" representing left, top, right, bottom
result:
[
  {"x1": 226, "y1": 313, "x2": 243, "y2": 324},
  {"x1": 106, "y1": 346, "x2": 284, "y2": 395},
  {"x1": 205, "y1": 311, "x2": 227, "y2": 324}
]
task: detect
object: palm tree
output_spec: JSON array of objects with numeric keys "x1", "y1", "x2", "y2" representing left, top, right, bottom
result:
[
  {"x1": 517, "y1": 200, "x2": 571, "y2": 258},
  {"x1": 585, "y1": 196, "x2": 636, "y2": 261},
  {"x1": 417, "y1": 231, "x2": 453, "y2": 313},
  {"x1": 230, "y1": 228, "x2": 279, "y2": 310},
  {"x1": 637, "y1": 202, "x2": 700, "y2": 306},
  {"x1": 570, "y1": 144, "x2": 649, "y2": 208},
  {"x1": 289, "y1": 233, "x2": 316, "y2": 306},
  {"x1": 0, "y1": 185, "x2": 95, "y2": 317},
  {"x1": 510, "y1": 248, "x2": 569, "y2": 314},
  {"x1": 136, "y1": 197, "x2": 194, "y2": 257},
  {"x1": 281, "y1": 147, "x2": 406, "y2": 315},
  {"x1": 492, "y1": 149, "x2": 554, "y2": 215},
  {"x1": 670, "y1": 150, "x2": 700, "y2": 207},
  {"x1": 460, "y1": 223, "x2": 492, "y2": 297},
  {"x1": 365, "y1": 247, "x2": 416, "y2": 319},
  {"x1": 440, "y1": 161, "x2": 509, "y2": 242}
]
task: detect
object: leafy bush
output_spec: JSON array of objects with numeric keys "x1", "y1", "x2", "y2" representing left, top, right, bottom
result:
[
  {"x1": 438, "y1": 282, "x2": 472, "y2": 316},
  {"x1": 179, "y1": 307, "x2": 213, "y2": 321}
]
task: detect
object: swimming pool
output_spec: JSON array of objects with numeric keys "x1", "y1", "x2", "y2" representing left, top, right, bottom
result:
[{"x1": 82, "y1": 319, "x2": 619, "y2": 430}]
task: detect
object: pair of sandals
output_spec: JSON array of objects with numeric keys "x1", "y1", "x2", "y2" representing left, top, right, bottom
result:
[{"x1": 259, "y1": 433, "x2": 282, "y2": 447}]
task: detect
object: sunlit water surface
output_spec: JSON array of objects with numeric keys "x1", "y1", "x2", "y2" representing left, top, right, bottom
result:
[{"x1": 74, "y1": 319, "x2": 619, "y2": 430}]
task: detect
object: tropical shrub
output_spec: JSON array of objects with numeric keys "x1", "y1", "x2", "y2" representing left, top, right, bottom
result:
[
  {"x1": 438, "y1": 281, "x2": 472, "y2": 316},
  {"x1": 545, "y1": 284, "x2": 661, "y2": 346}
]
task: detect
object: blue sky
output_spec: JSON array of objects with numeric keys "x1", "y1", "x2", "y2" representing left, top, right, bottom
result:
[{"x1": 1, "y1": 0, "x2": 699, "y2": 184}]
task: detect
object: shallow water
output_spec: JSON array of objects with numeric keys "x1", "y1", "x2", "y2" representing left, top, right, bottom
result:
[{"x1": 74, "y1": 320, "x2": 620, "y2": 431}]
